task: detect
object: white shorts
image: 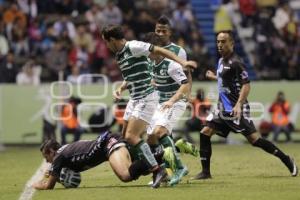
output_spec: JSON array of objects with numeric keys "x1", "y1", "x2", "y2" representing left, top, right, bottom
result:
[
  {"x1": 123, "y1": 91, "x2": 159, "y2": 124},
  {"x1": 147, "y1": 101, "x2": 186, "y2": 135}
]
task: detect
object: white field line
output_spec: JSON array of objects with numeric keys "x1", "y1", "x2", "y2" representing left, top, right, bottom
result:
[{"x1": 18, "y1": 160, "x2": 49, "y2": 200}]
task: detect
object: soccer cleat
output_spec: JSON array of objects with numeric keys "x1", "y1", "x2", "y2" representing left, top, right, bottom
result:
[
  {"x1": 175, "y1": 139, "x2": 199, "y2": 157},
  {"x1": 163, "y1": 147, "x2": 176, "y2": 172},
  {"x1": 168, "y1": 166, "x2": 189, "y2": 186},
  {"x1": 285, "y1": 157, "x2": 298, "y2": 177},
  {"x1": 152, "y1": 167, "x2": 168, "y2": 188},
  {"x1": 192, "y1": 171, "x2": 212, "y2": 180}
]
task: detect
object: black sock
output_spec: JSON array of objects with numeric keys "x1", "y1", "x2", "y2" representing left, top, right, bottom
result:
[
  {"x1": 129, "y1": 159, "x2": 151, "y2": 180},
  {"x1": 253, "y1": 138, "x2": 289, "y2": 163},
  {"x1": 149, "y1": 144, "x2": 164, "y2": 165},
  {"x1": 200, "y1": 133, "x2": 212, "y2": 174}
]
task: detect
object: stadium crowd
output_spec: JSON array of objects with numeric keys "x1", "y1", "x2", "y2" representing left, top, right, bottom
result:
[
  {"x1": 238, "y1": 0, "x2": 300, "y2": 79},
  {"x1": 0, "y1": 0, "x2": 209, "y2": 84},
  {"x1": 0, "y1": 0, "x2": 299, "y2": 84}
]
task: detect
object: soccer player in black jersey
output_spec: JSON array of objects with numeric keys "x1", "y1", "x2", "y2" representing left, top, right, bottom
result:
[
  {"x1": 33, "y1": 132, "x2": 162, "y2": 190},
  {"x1": 193, "y1": 30, "x2": 298, "y2": 179}
]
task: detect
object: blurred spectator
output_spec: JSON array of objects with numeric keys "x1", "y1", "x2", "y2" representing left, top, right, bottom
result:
[
  {"x1": 103, "y1": 58, "x2": 122, "y2": 82},
  {"x1": 3, "y1": 3, "x2": 27, "y2": 29},
  {"x1": 269, "y1": 91, "x2": 292, "y2": 142},
  {"x1": 183, "y1": 88, "x2": 211, "y2": 143},
  {"x1": 53, "y1": 15, "x2": 76, "y2": 39},
  {"x1": 67, "y1": 66, "x2": 80, "y2": 84},
  {"x1": 116, "y1": 0, "x2": 136, "y2": 23},
  {"x1": 214, "y1": 1, "x2": 233, "y2": 33},
  {"x1": 17, "y1": 0, "x2": 38, "y2": 19},
  {"x1": 85, "y1": 3, "x2": 105, "y2": 33},
  {"x1": 45, "y1": 39, "x2": 68, "y2": 81},
  {"x1": 16, "y1": 58, "x2": 41, "y2": 85},
  {"x1": 102, "y1": 0, "x2": 122, "y2": 25},
  {"x1": 67, "y1": 66, "x2": 92, "y2": 84},
  {"x1": 28, "y1": 18, "x2": 43, "y2": 55},
  {"x1": 91, "y1": 36, "x2": 110, "y2": 74},
  {"x1": 41, "y1": 25, "x2": 56, "y2": 52},
  {"x1": 272, "y1": 2, "x2": 291, "y2": 35},
  {"x1": 0, "y1": 32, "x2": 9, "y2": 58},
  {"x1": 172, "y1": 0, "x2": 194, "y2": 38},
  {"x1": 0, "y1": 51, "x2": 18, "y2": 83},
  {"x1": 55, "y1": 0, "x2": 76, "y2": 15},
  {"x1": 132, "y1": 10, "x2": 154, "y2": 39},
  {"x1": 60, "y1": 96, "x2": 83, "y2": 144},
  {"x1": 147, "y1": 0, "x2": 168, "y2": 20},
  {"x1": 68, "y1": 44, "x2": 90, "y2": 74},
  {"x1": 74, "y1": 24, "x2": 95, "y2": 54},
  {"x1": 239, "y1": 0, "x2": 257, "y2": 27},
  {"x1": 10, "y1": 17, "x2": 29, "y2": 56}
]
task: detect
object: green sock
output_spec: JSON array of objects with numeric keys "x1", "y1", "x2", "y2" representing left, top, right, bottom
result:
[
  {"x1": 127, "y1": 144, "x2": 140, "y2": 161},
  {"x1": 159, "y1": 135, "x2": 184, "y2": 169},
  {"x1": 134, "y1": 140, "x2": 158, "y2": 168}
]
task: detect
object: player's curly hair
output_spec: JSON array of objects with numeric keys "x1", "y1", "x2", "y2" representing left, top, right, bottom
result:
[
  {"x1": 40, "y1": 139, "x2": 61, "y2": 153},
  {"x1": 101, "y1": 25, "x2": 124, "y2": 41}
]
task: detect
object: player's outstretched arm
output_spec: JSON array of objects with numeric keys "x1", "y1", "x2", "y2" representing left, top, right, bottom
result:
[
  {"x1": 161, "y1": 82, "x2": 189, "y2": 110},
  {"x1": 151, "y1": 46, "x2": 197, "y2": 70},
  {"x1": 113, "y1": 81, "x2": 128, "y2": 100},
  {"x1": 32, "y1": 175, "x2": 57, "y2": 190}
]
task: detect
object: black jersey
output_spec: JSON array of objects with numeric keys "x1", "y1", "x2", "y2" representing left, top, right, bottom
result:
[
  {"x1": 216, "y1": 54, "x2": 250, "y2": 116},
  {"x1": 49, "y1": 132, "x2": 124, "y2": 178}
]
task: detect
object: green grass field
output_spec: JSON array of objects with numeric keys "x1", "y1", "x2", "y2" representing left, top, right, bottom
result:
[{"x1": 1, "y1": 143, "x2": 299, "y2": 200}]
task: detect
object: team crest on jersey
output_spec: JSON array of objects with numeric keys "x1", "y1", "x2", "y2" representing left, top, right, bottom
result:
[
  {"x1": 159, "y1": 68, "x2": 167, "y2": 75},
  {"x1": 241, "y1": 71, "x2": 248, "y2": 79}
]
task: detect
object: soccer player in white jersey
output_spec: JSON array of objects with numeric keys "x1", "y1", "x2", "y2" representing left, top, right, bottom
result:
[
  {"x1": 154, "y1": 16, "x2": 198, "y2": 156},
  {"x1": 101, "y1": 25, "x2": 197, "y2": 188},
  {"x1": 144, "y1": 32, "x2": 191, "y2": 186}
]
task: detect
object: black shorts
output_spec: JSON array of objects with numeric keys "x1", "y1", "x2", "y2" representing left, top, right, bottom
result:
[
  {"x1": 206, "y1": 111, "x2": 257, "y2": 138},
  {"x1": 98, "y1": 132, "x2": 126, "y2": 157}
]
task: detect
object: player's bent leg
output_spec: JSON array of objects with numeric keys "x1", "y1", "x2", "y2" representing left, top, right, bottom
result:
[
  {"x1": 193, "y1": 126, "x2": 214, "y2": 180},
  {"x1": 125, "y1": 117, "x2": 167, "y2": 187},
  {"x1": 121, "y1": 120, "x2": 128, "y2": 138},
  {"x1": 248, "y1": 132, "x2": 298, "y2": 177},
  {"x1": 109, "y1": 146, "x2": 133, "y2": 182}
]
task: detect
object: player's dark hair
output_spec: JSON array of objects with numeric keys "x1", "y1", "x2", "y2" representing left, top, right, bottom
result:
[
  {"x1": 144, "y1": 32, "x2": 163, "y2": 46},
  {"x1": 157, "y1": 15, "x2": 171, "y2": 27},
  {"x1": 101, "y1": 25, "x2": 124, "y2": 41},
  {"x1": 40, "y1": 139, "x2": 61, "y2": 153},
  {"x1": 217, "y1": 30, "x2": 234, "y2": 42}
]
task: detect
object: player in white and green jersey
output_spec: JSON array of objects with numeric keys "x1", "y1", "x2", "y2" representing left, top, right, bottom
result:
[
  {"x1": 144, "y1": 32, "x2": 191, "y2": 186},
  {"x1": 102, "y1": 25, "x2": 197, "y2": 188}
]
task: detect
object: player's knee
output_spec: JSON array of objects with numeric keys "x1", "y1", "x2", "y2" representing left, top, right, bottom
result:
[
  {"x1": 153, "y1": 127, "x2": 168, "y2": 138},
  {"x1": 201, "y1": 126, "x2": 213, "y2": 136},
  {"x1": 118, "y1": 172, "x2": 132, "y2": 182},
  {"x1": 247, "y1": 132, "x2": 260, "y2": 145}
]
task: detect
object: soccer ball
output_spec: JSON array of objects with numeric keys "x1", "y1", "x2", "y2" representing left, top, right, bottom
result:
[{"x1": 59, "y1": 168, "x2": 81, "y2": 188}]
